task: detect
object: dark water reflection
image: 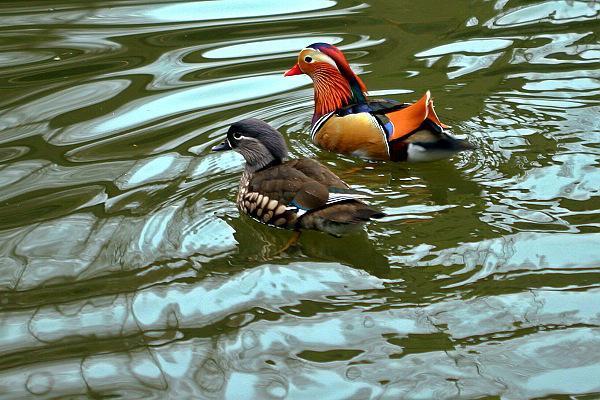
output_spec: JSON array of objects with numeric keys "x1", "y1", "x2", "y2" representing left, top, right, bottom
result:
[{"x1": 1, "y1": 0, "x2": 599, "y2": 398}]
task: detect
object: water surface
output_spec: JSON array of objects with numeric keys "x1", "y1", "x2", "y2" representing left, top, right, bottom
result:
[{"x1": 0, "y1": 0, "x2": 599, "y2": 398}]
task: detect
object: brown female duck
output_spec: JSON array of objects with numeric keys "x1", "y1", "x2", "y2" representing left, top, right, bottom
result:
[{"x1": 212, "y1": 118, "x2": 384, "y2": 236}]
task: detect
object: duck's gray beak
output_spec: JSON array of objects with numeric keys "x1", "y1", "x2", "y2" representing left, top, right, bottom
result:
[{"x1": 211, "y1": 139, "x2": 231, "y2": 152}]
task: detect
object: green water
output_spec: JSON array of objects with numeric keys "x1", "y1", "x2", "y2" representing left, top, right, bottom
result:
[{"x1": 0, "y1": 0, "x2": 599, "y2": 398}]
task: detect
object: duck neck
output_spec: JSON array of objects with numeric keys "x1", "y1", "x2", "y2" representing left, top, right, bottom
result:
[
  {"x1": 236, "y1": 137, "x2": 284, "y2": 173},
  {"x1": 312, "y1": 65, "x2": 367, "y2": 124},
  {"x1": 244, "y1": 154, "x2": 282, "y2": 174},
  {"x1": 245, "y1": 157, "x2": 275, "y2": 173}
]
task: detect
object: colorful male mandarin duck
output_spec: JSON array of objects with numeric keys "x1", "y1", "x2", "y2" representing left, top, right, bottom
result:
[
  {"x1": 212, "y1": 119, "x2": 384, "y2": 236},
  {"x1": 284, "y1": 43, "x2": 474, "y2": 162}
]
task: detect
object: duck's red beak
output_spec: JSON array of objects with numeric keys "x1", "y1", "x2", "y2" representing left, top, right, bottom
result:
[{"x1": 284, "y1": 63, "x2": 303, "y2": 77}]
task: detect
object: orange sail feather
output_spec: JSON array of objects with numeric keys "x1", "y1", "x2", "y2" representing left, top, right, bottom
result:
[{"x1": 387, "y1": 91, "x2": 450, "y2": 142}]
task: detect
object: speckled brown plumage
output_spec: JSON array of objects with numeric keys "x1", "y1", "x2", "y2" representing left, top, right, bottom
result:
[
  {"x1": 212, "y1": 118, "x2": 383, "y2": 236},
  {"x1": 237, "y1": 158, "x2": 383, "y2": 235}
]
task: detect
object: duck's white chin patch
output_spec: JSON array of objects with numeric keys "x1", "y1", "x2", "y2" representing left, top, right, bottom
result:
[{"x1": 406, "y1": 143, "x2": 454, "y2": 162}]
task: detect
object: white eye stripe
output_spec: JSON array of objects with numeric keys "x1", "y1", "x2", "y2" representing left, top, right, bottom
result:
[
  {"x1": 230, "y1": 133, "x2": 251, "y2": 143},
  {"x1": 300, "y1": 48, "x2": 338, "y2": 70}
]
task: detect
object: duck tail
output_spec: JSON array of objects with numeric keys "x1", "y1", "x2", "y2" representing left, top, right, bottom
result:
[
  {"x1": 444, "y1": 134, "x2": 476, "y2": 152},
  {"x1": 353, "y1": 207, "x2": 386, "y2": 221}
]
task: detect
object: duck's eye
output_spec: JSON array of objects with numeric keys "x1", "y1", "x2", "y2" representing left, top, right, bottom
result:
[
  {"x1": 304, "y1": 56, "x2": 313, "y2": 63},
  {"x1": 233, "y1": 132, "x2": 242, "y2": 140}
]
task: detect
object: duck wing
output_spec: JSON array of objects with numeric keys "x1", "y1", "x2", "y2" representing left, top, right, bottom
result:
[
  {"x1": 329, "y1": 92, "x2": 450, "y2": 145},
  {"x1": 248, "y1": 159, "x2": 371, "y2": 213},
  {"x1": 283, "y1": 158, "x2": 347, "y2": 189}
]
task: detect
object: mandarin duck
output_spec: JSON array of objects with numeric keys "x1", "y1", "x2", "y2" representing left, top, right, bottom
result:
[
  {"x1": 284, "y1": 43, "x2": 474, "y2": 162},
  {"x1": 212, "y1": 118, "x2": 384, "y2": 236}
]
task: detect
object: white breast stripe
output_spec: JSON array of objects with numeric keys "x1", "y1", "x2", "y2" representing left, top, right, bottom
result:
[
  {"x1": 369, "y1": 114, "x2": 390, "y2": 158},
  {"x1": 302, "y1": 47, "x2": 339, "y2": 70},
  {"x1": 284, "y1": 192, "x2": 369, "y2": 217},
  {"x1": 310, "y1": 112, "x2": 334, "y2": 141},
  {"x1": 295, "y1": 208, "x2": 307, "y2": 217}
]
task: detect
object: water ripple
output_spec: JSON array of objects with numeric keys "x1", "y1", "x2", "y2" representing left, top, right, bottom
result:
[{"x1": 1, "y1": 0, "x2": 599, "y2": 398}]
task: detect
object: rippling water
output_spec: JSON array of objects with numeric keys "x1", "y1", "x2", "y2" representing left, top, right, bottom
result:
[{"x1": 1, "y1": 0, "x2": 599, "y2": 398}]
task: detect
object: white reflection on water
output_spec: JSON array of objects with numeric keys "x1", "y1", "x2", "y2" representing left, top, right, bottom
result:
[
  {"x1": 426, "y1": 288, "x2": 600, "y2": 338},
  {"x1": 0, "y1": 0, "x2": 599, "y2": 398},
  {"x1": 522, "y1": 77, "x2": 600, "y2": 91},
  {"x1": 505, "y1": 153, "x2": 600, "y2": 201},
  {"x1": 92, "y1": 74, "x2": 308, "y2": 135},
  {"x1": 0, "y1": 197, "x2": 237, "y2": 290},
  {"x1": 527, "y1": 364, "x2": 600, "y2": 394},
  {"x1": 0, "y1": 0, "x2": 340, "y2": 27},
  {"x1": 2, "y1": 284, "x2": 600, "y2": 398},
  {"x1": 203, "y1": 36, "x2": 342, "y2": 59},
  {"x1": 447, "y1": 53, "x2": 505, "y2": 79},
  {"x1": 511, "y1": 32, "x2": 599, "y2": 66},
  {"x1": 0, "y1": 51, "x2": 54, "y2": 67},
  {"x1": 119, "y1": 153, "x2": 191, "y2": 190},
  {"x1": 190, "y1": 151, "x2": 242, "y2": 178},
  {"x1": 0, "y1": 79, "x2": 131, "y2": 141},
  {"x1": 415, "y1": 38, "x2": 514, "y2": 78},
  {"x1": 0, "y1": 263, "x2": 384, "y2": 355},
  {"x1": 132, "y1": 263, "x2": 384, "y2": 328},
  {"x1": 415, "y1": 38, "x2": 514, "y2": 57},
  {"x1": 489, "y1": 0, "x2": 600, "y2": 27},
  {"x1": 128, "y1": 154, "x2": 177, "y2": 186},
  {"x1": 388, "y1": 231, "x2": 600, "y2": 288},
  {"x1": 145, "y1": 0, "x2": 337, "y2": 22}
]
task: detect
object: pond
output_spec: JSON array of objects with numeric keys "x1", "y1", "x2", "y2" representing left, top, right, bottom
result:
[{"x1": 0, "y1": 0, "x2": 599, "y2": 398}]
